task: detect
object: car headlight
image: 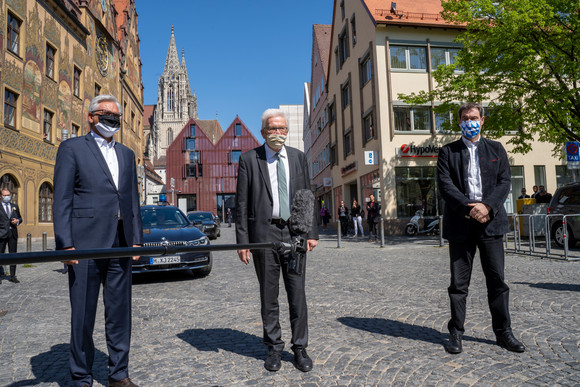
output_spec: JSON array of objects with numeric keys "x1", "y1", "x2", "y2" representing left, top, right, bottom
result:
[{"x1": 188, "y1": 236, "x2": 209, "y2": 246}]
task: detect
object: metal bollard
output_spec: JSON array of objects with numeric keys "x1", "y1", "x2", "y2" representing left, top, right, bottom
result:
[
  {"x1": 439, "y1": 215, "x2": 444, "y2": 247},
  {"x1": 337, "y1": 219, "x2": 341, "y2": 248},
  {"x1": 380, "y1": 217, "x2": 384, "y2": 247},
  {"x1": 26, "y1": 233, "x2": 32, "y2": 252},
  {"x1": 42, "y1": 232, "x2": 47, "y2": 251}
]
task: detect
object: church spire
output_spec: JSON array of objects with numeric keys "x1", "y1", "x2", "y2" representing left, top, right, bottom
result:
[{"x1": 163, "y1": 25, "x2": 180, "y2": 73}]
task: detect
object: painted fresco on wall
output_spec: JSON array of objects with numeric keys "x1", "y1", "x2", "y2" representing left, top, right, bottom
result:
[
  {"x1": 22, "y1": 59, "x2": 42, "y2": 122},
  {"x1": 58, "y1": 80, "x2": 72, "y2": 132},
  {"x1": 82, "y1": 98, "x2": 91, "y2": 134}
]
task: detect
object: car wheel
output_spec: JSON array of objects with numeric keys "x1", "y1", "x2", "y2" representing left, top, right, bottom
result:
[
  {"x1": 193, "y1": 254, "x2": 212, "y2": 277},
  {"x1": 552, "y1": 223, "x2": 576, "y2": 248},
  {"x1": 405, "y1": 224, "x2": 417, "y2": 236}
]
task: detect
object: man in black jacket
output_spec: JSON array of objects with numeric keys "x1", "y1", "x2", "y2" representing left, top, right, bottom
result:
[
  {"x1": 1, "y1": 188, "x2": 22, "y2": 283},
  {"x1": 437, "y1": 102, "x2": 525, "y2": 355}
]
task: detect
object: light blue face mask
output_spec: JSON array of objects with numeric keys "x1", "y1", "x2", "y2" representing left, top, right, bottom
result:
[{"x1": 460, "y1": 120, "x2": 481, "y2": 139}]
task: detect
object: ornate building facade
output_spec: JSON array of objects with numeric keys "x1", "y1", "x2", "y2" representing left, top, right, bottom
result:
[
  {"x1": 0, "y1": 0, "x2": 144, "y2": 238},
  {"x1": 147, "y1": 26, "x2": 197, "y2": 171}
]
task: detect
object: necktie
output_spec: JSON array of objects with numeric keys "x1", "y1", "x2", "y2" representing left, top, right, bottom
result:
[
  {"x1": 276, "y1": 153, "x2": 290, "y2": 221},
  {"x1": 4, "y1": 204, "x2": 10, "y2": 217}
]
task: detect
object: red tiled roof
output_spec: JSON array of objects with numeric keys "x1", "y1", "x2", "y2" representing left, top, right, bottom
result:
[
  {"x1": 363, "y1": 0, "x2": 464, "y2": 28},
  {"x1": 197, "y1": 120, "x2": 224, "y2": 145},
  {"x1": 143, "y1": 105, "x2": 155, "y2": 128},
  {"x1": 313, "y1": 24, "x2": 332, "y2": 78}
]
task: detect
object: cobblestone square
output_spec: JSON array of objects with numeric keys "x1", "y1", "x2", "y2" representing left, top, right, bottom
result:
[{"x1": 0, "y1": 227, "x2": 578, "y2": 386}]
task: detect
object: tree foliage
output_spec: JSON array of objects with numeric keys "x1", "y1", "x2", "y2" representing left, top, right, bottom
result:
[{"x1": 400, "y1": 0, "x2": 580, "y2": 154}]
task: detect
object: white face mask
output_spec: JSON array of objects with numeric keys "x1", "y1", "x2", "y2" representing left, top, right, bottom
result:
[
  {"x1": 265, "y1": 133, "x2": 287, "y2": 151},
  {"x1": 2, "y1": 195, "x2": 11, "y2": 203},
  {"x1": 95, "y1": 122, "x2": 120, "y2": 139}
]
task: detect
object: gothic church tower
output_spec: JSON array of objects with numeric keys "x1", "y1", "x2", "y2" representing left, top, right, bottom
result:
[{"x1": 152, "y1": 26, "x2": 197, "y2": 164}]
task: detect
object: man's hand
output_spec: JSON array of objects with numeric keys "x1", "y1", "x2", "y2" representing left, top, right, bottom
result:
[
  {"x1": 468, "y1": 203, "x2": 491, "y2": 223},
  {"x1": 60, "y1": 247, "x2": 77, "y2": 265},
  {"x1": 306, "y1": 239, "x2": 318, "y2": 252},
  {"x1": 132, "y1": 244, "x2": 142, "y2": 261},
  {"x1": 10, "y1": 218, "x2": 18, "y2": 225},
  {"x1": 238, "y1": 249, "x2": 251, "y2": 265}
]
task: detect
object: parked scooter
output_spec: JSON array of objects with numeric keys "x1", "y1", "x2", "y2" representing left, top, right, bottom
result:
[{"x1": 405, "y1": 210, "x2": 440, "y2": 236}]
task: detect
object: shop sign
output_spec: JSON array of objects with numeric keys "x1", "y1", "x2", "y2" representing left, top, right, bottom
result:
[
  {"x1": 341, "y1": 162, "x2": 357, "y2": 176},
  {"x1": 398, "y1": 143, "x2": 440, "y2": 158},
  {"x1": 364, "y1": 151, "x2": 378, "y2": 165},
  {"x1": 323, "y1": 177, "x2": 333, "y2": 187}
]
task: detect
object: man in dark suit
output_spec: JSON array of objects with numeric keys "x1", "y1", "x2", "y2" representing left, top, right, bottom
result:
[
  {"x1": 437, "y1": 102, "x2": 525, "y2": 355},
  {"x1": 53, "y1": 95, "x2": 143, "y2": 387},
  {"x1": 236, "y1": 109, "x2": 319, "y2": 372},
  {"x1": 1, "y1": 188, "x2": 23, "y2": 283}
]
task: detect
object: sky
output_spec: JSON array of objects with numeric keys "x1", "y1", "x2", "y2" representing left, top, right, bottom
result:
[{"x1": 137, "y1": 1, "x2": 334, "y2": 140}]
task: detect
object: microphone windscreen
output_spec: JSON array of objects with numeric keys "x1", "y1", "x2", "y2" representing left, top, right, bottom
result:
[{"x1": 289, "y1": 189, "x2": 314, "y2": 235}]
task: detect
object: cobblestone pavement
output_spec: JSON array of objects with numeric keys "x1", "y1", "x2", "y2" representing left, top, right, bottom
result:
[{"x1": 0, "y1": 227, "x2": 579, "y2": 386}]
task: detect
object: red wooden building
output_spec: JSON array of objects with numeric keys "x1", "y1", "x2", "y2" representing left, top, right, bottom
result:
[{"x1": 165, "y1": 116, "x2": 261, "y2": 218}]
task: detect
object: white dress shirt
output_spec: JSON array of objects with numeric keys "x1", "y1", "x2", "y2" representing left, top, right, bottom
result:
[
  {"x1": 264, "y1": 144, "x2": 290, "y2": 218},
  {"x1": 91, "y1": 131, "x2": 119, "y2": 189},
  {"x1": 462, "y1": 136, "x2": 482, "y2": 201}
]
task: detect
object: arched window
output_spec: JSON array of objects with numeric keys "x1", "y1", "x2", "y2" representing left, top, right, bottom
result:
[
  {"x1": 39, "y1": 182, "x2": 53, "y2": 222},
  {"x1": 0, "y1": 174, "x2": 19, "y2": 204},
  {"x1": 167, "y1": 128, "x2": 173, "y2": 145}
]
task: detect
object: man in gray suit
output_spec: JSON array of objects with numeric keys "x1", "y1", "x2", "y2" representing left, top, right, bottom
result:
[
  {"x1": 437, "y1": 102, "x2": 525, "y2": 355},
  {"x1": 236, "y1": 109, "x2": 318, "y2": 372}
]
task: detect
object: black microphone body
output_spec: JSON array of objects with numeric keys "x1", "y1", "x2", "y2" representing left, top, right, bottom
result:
[{"x1": 282, "y1": 189, "x2": 315, "y2": 275}]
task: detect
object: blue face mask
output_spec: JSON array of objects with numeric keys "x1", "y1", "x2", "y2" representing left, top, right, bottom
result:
[{"x1": 460, "y1": 120, "x2": 481, "y2": 139}]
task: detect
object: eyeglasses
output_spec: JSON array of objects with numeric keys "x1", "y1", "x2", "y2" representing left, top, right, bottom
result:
[
  {"x1": 265, "y1": 127, "x2": 288, "y2": 134},
  {"x1": 90, "y1": 109, "x2": 122, "y2": 118}
]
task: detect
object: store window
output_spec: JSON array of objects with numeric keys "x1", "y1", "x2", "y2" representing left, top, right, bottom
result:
[{"x1": 395, "y1": 166, "x2": 441, "y2": 217}]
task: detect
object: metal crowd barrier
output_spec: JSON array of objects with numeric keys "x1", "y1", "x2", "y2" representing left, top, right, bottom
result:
[{"x1": 505, "y1": 213, "x2": 580, "y2": 261}]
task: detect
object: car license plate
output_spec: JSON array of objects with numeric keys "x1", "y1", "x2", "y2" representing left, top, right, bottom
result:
[{"x1": 150, "y1": 256, "x2": 181, "y2": 265}]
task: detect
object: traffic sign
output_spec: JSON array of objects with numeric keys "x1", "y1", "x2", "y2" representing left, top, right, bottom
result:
[{"x1": 566, "y1": 141, "x2": 579, "y2": 162}]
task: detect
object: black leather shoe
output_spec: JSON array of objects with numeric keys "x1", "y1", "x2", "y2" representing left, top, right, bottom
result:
[
  {"x1": 9, "y1": 277, "x2": 19, "y2": 283},
  {"x1": 293, "y1": 348, "x2": 313, "y2": 372},
  {"x1": 264, "y1": 350, "x2": 282, "y2": 372},
  {"x1": 497, "y1": 332, "x2": 525, "y2": 352},
  {"x1": 446, "y1": 333, "x2": 463, "y2": 354},
  {"x1": 108, "y1": 377, "x2": 139, "y2": 387}
]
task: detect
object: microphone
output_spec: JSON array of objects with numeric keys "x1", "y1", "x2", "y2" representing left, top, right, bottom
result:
[{"x1": 288, "y1": 189, "x2": 315, "y2": 236}]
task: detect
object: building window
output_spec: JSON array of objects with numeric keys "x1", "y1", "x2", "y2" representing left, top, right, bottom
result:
[
  {"x1": 509, "y1": 166, "x2": 525, "y2": 214},
  {"x1": 341, "y1": 82, "x2": 350, "y2": 110},
  {"x1": 71, "y1": 123, "x2": 80, "y2": 138},
  {"x1": 390, "y1": 46, "x2": 427, "y2": 70},
  {"x1": 197, "y1": 163, "x2": 203, "y2": 177},
  {"x1": 534, "y1": 165, "x2": 546, "y2": 187},
  {"x1": 131, "y1": 111, "x2": 135, "y2": 132},
  {"x1": 186, "y1": 164, "x2": 197, "y2": 178},
  {"x1": 235, "y1": 123, "x2": 242, "y2": 136},
  {"x1": 94, "y1": 83, "x2": 101, "y2": 97},
  {"x1": 73, "y1": 67, "x2": 81, "y2": 98},
  {"x1": 556, "y1": 165, "x2": 575, "y2": 187},
  {"x1": 167, "y1": 128, "x2": 173, "y2": 145},
  {"x1": 4, "y1": 89, "x2": 18, "y2": 129},
  {"x1": 394, "y1": 106, "x2": 431, "y2": 132},
  {"x1": 431, "y1": 47, "x2": 460, "y2": 71},
  {"x1": 395, "y1": 166, "x2": 441, "y2": 218},
  {"x1": 330, "y1": 144, "x2": 337, "y2": 166},
  {"x1": 43, "y1": 109, "x2": 54, "y2": 141},
  {"x1": 7, "y1": 12, "x2": 21, "y2": 55},
  {"x1": 338, "y1": 28, "x2": 349, "y2": 67},
  {"x1": 340, "y1": 0, "x2": 345, "y2": 19},
  {"x1": 363, "y1": 112, "x2": 374, "y2": 142},
  {"x1": 186, "y1": 138, "x2": 196, "y2": 151},
  {"x1": 351, "y1": 16, "x2": 357, "y2": 46},
  {"x1": 46, "y1": 44, "x2": 56, "y2": 79},
  {"x1": 361, "y1": 56, "x2": 372, "y2": 85},
  {"x1": 328, "y1": 102, "x2": 336, "y2": 124},
  {"x1": 1, "y1": 174, "x2": 19, "y2": 204},
  {"x1": 435, "y1": 110, "x2": 453, "y2": 133},
  {"x1": 190, "y1": 124, "x2": 196, "y2": 137},
  {"x1": 232, "y1": 150, "x2": 242, "y2": 164},
  {"x1": 343, "y1": 130, "x2": 353, "y2": 157},
  {"x1": 39, "y1": 182, "x2": 53, "y2": 222},
  {"x1": 189, "y1": 150, "x2": 199, "y2": 163}
]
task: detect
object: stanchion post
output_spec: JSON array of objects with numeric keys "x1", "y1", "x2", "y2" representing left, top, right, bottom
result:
[
  {"x1": 42, "y1": 232, "x2": 47, "y2": 251},
  {"x1": 26, "y1": 233, "x2": 32, "y2": 252},
  {"x1": 380, "y1": 217, "x2": 384, "y2": 247},
  {"x1": 439, "y1": 215, "x2": 444, "y2": 247},
  {"x1": 337, "y1": 219, "x2": 341, "y2": 248}
]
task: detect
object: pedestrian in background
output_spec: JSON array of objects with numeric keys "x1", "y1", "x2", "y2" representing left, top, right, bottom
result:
[
  {"x1": 351, "y1": 199, "x2": 364, "y2": 238},
  {"x1": 320, "y1": 205, "x2": 330, "y2": 229},
  {"x1": 437, "y1": 102, "x2": 525, "y2": 355},
  {"x1": 531, "y1": 185, "x2": 539, "y2": 198},
  {"x1": 535, "y1": 185, "x2": 553, "y2": 203},
  {"x1": 338, "y1": 200, "x2": 349, "y2": 237},
  {"x1": 226, "y1": 208, "x2": 232, "y2": 227},
  {"x1": 0, "y1": 188, "x2": 22, "y2": 284},
  {"x1": 518, "y1": 188, "x2": 530, "y2": 199},
  {"x1": 366, "y1": 194, "x2": 380, "y2": 243},
  {"x1": 53, "y1": 94, "x2": 143, "y2": 387}
]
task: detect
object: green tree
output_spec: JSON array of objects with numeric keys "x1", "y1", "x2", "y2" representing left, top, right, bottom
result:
[{"x1": 400, "y1": 0, "x2": 579, "y2": 154}]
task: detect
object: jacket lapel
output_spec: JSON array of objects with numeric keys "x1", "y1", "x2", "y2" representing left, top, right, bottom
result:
[
  {"x1": 256, "y1": 145, "x2": 273, "y2": 200},
  {"x1": 86, "y1": 133, "x2": 117, "y2": 190},
  {"x1": 115, "y1": 144, "x2": 125, "y2": 191}
]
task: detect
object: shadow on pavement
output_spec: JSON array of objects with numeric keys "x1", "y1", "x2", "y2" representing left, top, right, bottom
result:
[
  {"x1": 337, "y1": 317, "x2": 496, "y2": 346},
  {"x1": 177, "y1": 328, "x2": 270, "y2": 360},
  {"x1": 6, "y1": 343, "x2": 108, "y2": 387},
  {"x1": 514, "y1": 281, "x2": 580, "y2": 292}
]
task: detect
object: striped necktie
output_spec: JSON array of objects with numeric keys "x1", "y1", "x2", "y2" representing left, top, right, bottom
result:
[{"x1": 276, "y1": 152, "x2": 290, "y2": 221}]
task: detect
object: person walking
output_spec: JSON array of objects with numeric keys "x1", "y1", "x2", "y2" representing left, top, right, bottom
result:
[
  {"x1": 351, "y1": 199, "x2": 364, "y2": 238},
  {"x1": 366, "y1": 194, "x2": 380, "y2": 242},
  {"x1": 53, "y1": 94, "x2": 143, "y2": 387},
  {"x1": 338, "y1": 200, "x2": 349, "y2": 237},
  {"x1": 235, "y1": 108, "x2": 318, "y2": 373},
  {"x1": 0, "y1": 188, "x2": 22, "y2": 284},
  {"x1": 437, "y1": 102, "x2": 525, "y2": 355}
]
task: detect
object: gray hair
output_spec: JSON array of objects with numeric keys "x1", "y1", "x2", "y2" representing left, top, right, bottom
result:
[
  {"x1": 261, "y1": 108, "x2": 288, "y2": 131},
  {"x1": 458, "y1": 102, "x2": 484, "y2": 119},
  {"x1": 89, "y1": 94, "x2": 122, "y2": 113}
]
